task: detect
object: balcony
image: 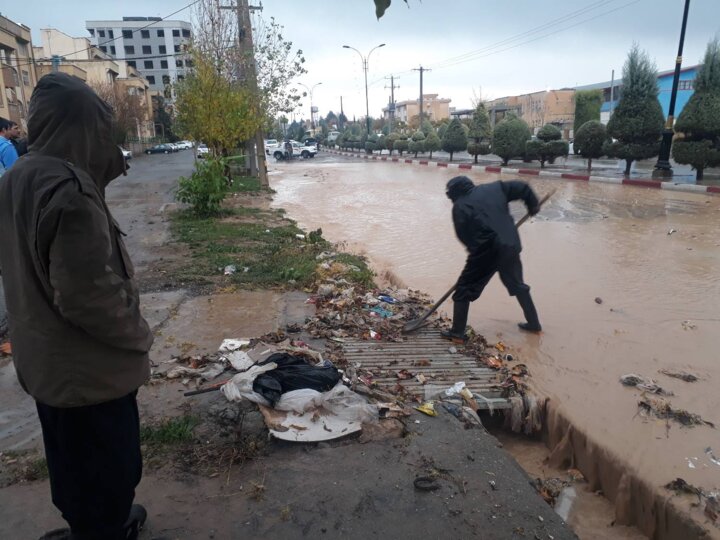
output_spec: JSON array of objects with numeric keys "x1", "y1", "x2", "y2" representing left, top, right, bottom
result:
[{"x1": 2, "y1": 65, "x2": 19, "y2": 87}]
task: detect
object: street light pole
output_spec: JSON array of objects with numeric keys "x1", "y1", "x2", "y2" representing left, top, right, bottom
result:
[
  {"x1": 343, "y1": 43, "x2": 386, "y2": 134},
  {"x1": 653, "y1": 0, "x2": 691, "y2": 178},
  {"x1": 299, "y1": 82, "x2": 322, "y2": 132}
]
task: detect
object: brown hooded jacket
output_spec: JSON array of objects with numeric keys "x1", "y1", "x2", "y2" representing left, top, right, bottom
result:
[{"x1": 0, "y1": 73, "x2": 152, "y2": 407}]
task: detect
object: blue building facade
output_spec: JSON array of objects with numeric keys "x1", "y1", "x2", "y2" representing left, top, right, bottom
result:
[{"x1": 575, "y1": 64, "x2": 699, "y2": 124}]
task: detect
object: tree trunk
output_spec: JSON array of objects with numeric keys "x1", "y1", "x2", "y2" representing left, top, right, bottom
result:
[
  {"x1": 449, "y1": 152, "x2": 453, "y2": 162},
  {"x1": 429, "y1": 151, "x2": 433, "y2": 159},
  {"x1": 697, "y1": 167, "x2": 704, "y2": 181},
  {"x1": 624, "y1": 159, "x2": 632, "y2": 177},
  {"x1": 540, "y1": 158, "x2": 545, "y2": 169},
  {"x1": 587, "y1": 158, "x2": 592, "y2": 173},
  {"x1": 474, "y1": 154, "x2": 478, "y2": 164},
  {"x1": 502, "y1": 158, "x2": 509, "y2": 166}
]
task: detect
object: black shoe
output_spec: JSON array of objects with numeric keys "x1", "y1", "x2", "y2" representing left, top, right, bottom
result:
[
  {"x1": 441, "y1": 300, "x2": 470, "y2": 342},
  {"x1": 441, "y1": 329, "x2": 468, "y2": 343},
  {"x1": 124, "y1": 504, "x2": 147, "y2": 540},
  {"x1": 38, "y1": 529, "x2": 71, "y2": 540},
  {"x1": 518, "y1": 322, "x2": 542, "y2": 333},
  {"x1": 516, "y1": 291, "x2": 541, "y2": 333}
]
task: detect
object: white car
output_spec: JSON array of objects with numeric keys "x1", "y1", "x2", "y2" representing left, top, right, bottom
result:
[
  {"x1": 197, "y1": 144, "x2": 210, "y2": 158},
  {"x1": 176, "y1": 140, "x2": 193, "y2": 150},
  {"x1": 271, "y1": 140, "x2": 317, "y2": 160}
]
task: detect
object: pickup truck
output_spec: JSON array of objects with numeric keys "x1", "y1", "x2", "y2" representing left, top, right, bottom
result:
[{"x1": 267, "y1": 140, "x2": 317, "y2": 160}]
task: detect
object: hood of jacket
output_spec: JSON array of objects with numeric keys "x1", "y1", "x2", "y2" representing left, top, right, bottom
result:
[
  {"x1": 27, "y1": 72, "x2": 125, "y2": 190},
  {"x1": 446, "y1": 175, "x2": 475, "y2": 202}
]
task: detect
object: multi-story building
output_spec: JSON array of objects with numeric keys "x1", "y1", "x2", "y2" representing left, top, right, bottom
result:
[
  {"x1": 485, "y1": 89, "x2": 576, "y2": 138},
  {"x1": 34, "y1": 28, "x2": 155, "y2": 138},
  {"x1": 85, "y1": 17, "x2": 192, "y2": 98},
  {"x1": 574, "y1": 64, "x2": 699, "y2": 125},
  {"x1": 383, "y1": 94, "x2": 452, "y2": 126},
  {"x1": 0, "y1": 15, "x2": 38, "y2": 131}
]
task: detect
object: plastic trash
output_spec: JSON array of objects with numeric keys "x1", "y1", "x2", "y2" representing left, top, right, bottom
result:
[
  {"x1": 378, "y1": 295, "x2": 398, "y2": 304},
  {"x1": 415, "y1": 402, "x2": 438, "y2": 417},
  {"x1": 219, "y1": 339, "x2": 251, "y2": 352},
  {"x1": 225, "y1": 350, "x2": 254, "y2": 371},
  {"x1": 445, "y1": 382, "x2": 466, "y2": 397},
  {"x1": 223, "y1": 265, "x2": 237, "y2": 275},
  {"x1": 274, "y1": 382, "x2": 378, "y2": 423},
  {"x1": 370, "y1": 306, "x2": 393, "y2": 318},
  {"x1": 221, "y1": 362, "x2": 277, "y2": 406}
]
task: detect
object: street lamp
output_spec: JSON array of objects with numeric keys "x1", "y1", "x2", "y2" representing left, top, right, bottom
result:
[
  {"x1": 342, "y1": 43, "x2": 386, "y2": 135},
  {"x1": 653, "y1": 0, "x2": 691, "y2": 178},
  {"x1": 298, "y1": 82, "x2": 322, "y2": 132}
]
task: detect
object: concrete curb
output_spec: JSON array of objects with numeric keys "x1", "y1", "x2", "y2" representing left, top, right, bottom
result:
[{"x1": 325, "y1": 150, "x2": 718, "y2": 196}]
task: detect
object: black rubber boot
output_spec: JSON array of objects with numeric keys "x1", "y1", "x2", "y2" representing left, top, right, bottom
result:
[
  {"x1": 516, "y1": 291, "x2": 542, "y2": 332},
  {"x1": 38, "y1": 529, "x2": 71, "y2": 540},
  {"x1": 441, "y1": 300, "x2": 470, "y2": 342},
  {"x1": 124, "y1": 504, "x2": 147, "y2": 540}
]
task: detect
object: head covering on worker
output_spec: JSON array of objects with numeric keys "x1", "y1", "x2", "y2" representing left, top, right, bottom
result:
[{"x1": 446, "y1": 175, "x2": 475, "y2": 202}]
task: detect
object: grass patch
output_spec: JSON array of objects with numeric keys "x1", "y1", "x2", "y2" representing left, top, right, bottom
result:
[
  {"x1": 141, "y1": 415, "x2": 198, "y2": 445},
  {"x1": 21, "y1": 456, "x2": 49, "y2": 482},
  {"x1": 228, "y1": 176, "x2": 265, "y2": 193}
]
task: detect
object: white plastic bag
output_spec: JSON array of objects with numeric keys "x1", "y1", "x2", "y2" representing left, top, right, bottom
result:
[
  {"x1": 274, "y1": 383, "x2": 378, "y2": 423},
  {"x1": 221, "y1": 362, "x2": 277, "y2": 406}
]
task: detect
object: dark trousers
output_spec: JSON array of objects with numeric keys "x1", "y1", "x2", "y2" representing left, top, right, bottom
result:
[
  {"x1": 453, "y1": 246, "x2": 530, "y2": 303},
  {"x1": 36, "y1": 392, "x2": 142, "y2": 540}
]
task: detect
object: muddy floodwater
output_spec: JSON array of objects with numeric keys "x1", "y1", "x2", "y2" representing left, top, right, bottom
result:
[{"x1": 272, "y1": 158, "x2": 720, "y2": 538}]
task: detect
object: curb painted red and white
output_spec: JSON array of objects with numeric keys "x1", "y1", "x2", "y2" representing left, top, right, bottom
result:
[{"x1": 325, "y1": 150, "x2": 719, "y2": 196}]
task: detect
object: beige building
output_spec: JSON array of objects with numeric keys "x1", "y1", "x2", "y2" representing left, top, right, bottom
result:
[
  {"x1": 34, "y1": 28, "x2": 155, "y2": 138},
  {"x1": 486, "y1": 89, "x2": 575, "y2": 139},
  {"x1": 383, "y1": 94, "x2": 452, "y2": 126},
  {"x1": 0, "y1": 15, "x2": 38, "y2": 131}
]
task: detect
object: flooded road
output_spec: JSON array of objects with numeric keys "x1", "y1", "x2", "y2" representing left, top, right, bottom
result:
[{"x1": 272, "y1": 156, "x2": 720, "y2": 537}]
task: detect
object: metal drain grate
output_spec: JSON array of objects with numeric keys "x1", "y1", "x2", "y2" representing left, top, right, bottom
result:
[{"x1": 342, "y1": 328, "x2": 511, "y2": 410}]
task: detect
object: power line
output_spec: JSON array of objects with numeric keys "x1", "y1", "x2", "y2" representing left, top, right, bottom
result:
[{"x1": 10, "y1": 0, "x2": 201, "y2": 70}]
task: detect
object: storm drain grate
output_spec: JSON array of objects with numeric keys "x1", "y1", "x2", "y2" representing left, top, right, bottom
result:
[{"x1": 342, "y1": 328, "x2": 511, "y2": 410}]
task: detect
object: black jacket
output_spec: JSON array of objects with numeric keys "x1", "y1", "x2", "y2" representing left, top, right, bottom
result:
[
  {"x1": 0, "y1": 73, "x2": 152, "y2": 407},
  {"x1": 447, "y1": 177, "x2": 539, "y2": 255}
]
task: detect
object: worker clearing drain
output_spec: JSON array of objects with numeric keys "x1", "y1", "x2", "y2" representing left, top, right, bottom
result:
[{"x1": 442, "y1": 176, "x2": 542, "y2": 342}]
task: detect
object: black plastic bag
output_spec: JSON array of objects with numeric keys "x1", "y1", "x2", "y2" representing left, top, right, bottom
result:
[{"x1": 253, "y1": 353, "x2": 341, "y2": 406}]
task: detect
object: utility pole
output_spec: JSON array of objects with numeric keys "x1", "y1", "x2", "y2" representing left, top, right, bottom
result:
[
  {"x1": 385, "y1": 75, "x2": 399, "y2": 131},
  {"x1": 342, "y1": 43, "x2": 386, "y2": 135},
  {"x1": 221, "y1": 0, "x2": 268, "y2": 187},
  {"x1": 412, "y1": 66, "x2": 430, "y2": 126},
  {"x1": 654, "y1": 0, "x2": 691, "y2": 178},
  {"x1": 339, "y1": 96, "x2": 344, "y2": 130}
]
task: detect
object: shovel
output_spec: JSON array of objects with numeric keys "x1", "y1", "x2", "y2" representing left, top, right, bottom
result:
[{"x1": 401, "y1": 189, "x2": 556, "y2": 334}]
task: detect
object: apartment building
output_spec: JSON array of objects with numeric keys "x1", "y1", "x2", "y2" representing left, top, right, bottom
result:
[
  {"x1": 383, "y1": 94, "x2": 452, "y2": 125},
  {"x1": 485, "y1": 89, "x2": 575, "y2": 138},
  {"x1": 0, "y1": 14, "x2": 38, "y2": 131},
  {"x1": 85, "y1": 17, "x2": 192, "y2": 97}
]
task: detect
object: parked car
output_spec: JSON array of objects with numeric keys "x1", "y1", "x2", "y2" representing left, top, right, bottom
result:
[
  {"x1": 168, "y1": 143, "x2": 181, "y2": 152},
  {"x1": 176, "y1": 140, "x2": 193, "y2": 150},
  {"x1": 296, "y1": 140, "x2": 317, "y2": 159},
  {"x1": 197, "y1": 144, "x2": 210, "y2": 158},
  {"x1": 303, "y1": 137, "x2": 318, "y2": 147},
  {"x1": 145, "y1": 144, "x2": 175, "y2": 155},
  {"x1": 326, "y1": 131, "x2": 340, "y2": 143},
  {"x1": 120, "y1": 147, "x2": 132, "y2": 160},
  {"x1": 271, "y1": 140, "x2": 317, "y2": 160}
]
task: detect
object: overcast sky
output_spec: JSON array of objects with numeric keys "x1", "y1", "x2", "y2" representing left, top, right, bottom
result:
[{"x1": 4, "y1": 0, "x2": 719, "y2": 121}]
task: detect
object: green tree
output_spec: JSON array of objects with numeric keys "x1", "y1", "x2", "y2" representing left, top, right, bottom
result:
[
  {"x1": 574, "y1": 120, "x2": 607, "y2": 172},
  {"x1": 604, "y1": 44, "x2": 664, "y2": 176},
  {"x1": 441, "y1": 118, "x2": 468, "y2": 161},
  {"x1": 382, "y1": 123, "x2": 392, "y2": 136},
  {"x1": 437, "y1": 121, "x2": 450, "y2": 140},
  {"x1": 672, "y1": 39, "x2": 720, "y2": 181},
  {"x1": 385, "y1": 132, "x2": 399, "y2": 155},
  {"x1": 573, "y1": 90, "x2": 603, "y2": 133},
  {"x1": 365, "y1": 133, "x2": 379, "y2": 154},
  {"x1": 394, "y1": 137, "x2": 409, "y2": 156},
  {"x1": 421, "y1": 119, "x2": 434, "y2": 136},
  {"x1": 425, "y1": 130, "x2": 441, "y2": 159},
  {"x1": 525, "y1": 124, "x2": 568, "y2": 167},
  {"x1": 410, "y1": 130, "x2": 426, "y2": 157},
  {"x1": 493, "y1": 116, "x2": 531, "y2": 166},
  {"x1": 466, "y1": 103, "x2": 492, "y2": 163},
  {"x1": 175, "y1": 49, "x2": 263, "y2": 157}
]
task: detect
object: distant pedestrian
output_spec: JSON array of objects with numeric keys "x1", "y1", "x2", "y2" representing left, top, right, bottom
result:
[
  {"x1": 442, "y1": 176, "x2": 542, "y2": 341},
  {"x1": 0, "y1": 117, "x2": 20, "y2": 174},
  {"x1": 0, "y1": 73, "x2": 151, "y2": 540}
]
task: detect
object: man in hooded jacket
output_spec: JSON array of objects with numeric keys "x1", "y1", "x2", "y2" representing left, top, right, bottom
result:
[
  {"x1": 0, "y1": 73, "x2": 151, "y2": 539},
  {"x1": 443, "y1": 176, "x2": 542, "y2": 341}
]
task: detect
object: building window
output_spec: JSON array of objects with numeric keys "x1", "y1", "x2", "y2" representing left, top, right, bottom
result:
[
  {"x1": 127, "y1": 61, "x2": 136, "y2": 68},
  {"x1": 141, "y1": 30, "x2": 150, "y2": 39},
  {"x1": 89, "y1": 29, "x2": 95, "y2": 36},
  {"x1": 144, "y1": 60, "x2": 154, "y2": 69},
  {"x1": 147, "y1": 75, "x2": 156, "y2": 85},
  {"x1": 159, "y1": 45, "x2": 166, "y2": 54},
  {"x1": 108, "y1": 30, "x2": 114, "y2": 39},
  {"x1": 122, "y1": 30, "x2": 133, "y2": 39},
  {"x1": 22, "y1": 70, "x2": 30, "y2": 86},
  {"x1": 98, "y1": 30, "x2": 105, "y2": 37},
  {"x1": 100, "y1": 46, "x2": 107, "y2": 53},
  {"x1": 157, "y1": 29, "x2": 165, "y2": 38},
  {"x1": 176, "y1": 60, "x2": 183, "y2": 68},
  {"x1": 162, "y1": 75, "x2": 171, "y2": 85},
  {"x1": 177, "y1": 75, "x2": 184, "y2": 81},
  {"x1": 142, "y1": 45, "x2": 151, "y2": 54},
  {"x1": 182, "y1": 29, "x2": 191, "y2": 38},
  {"x1": 172, "y1": 29, "x2": 180, "y2": 37},
  {"x1": 125, "y1": 46, "x2": 135, "y2": 55},
  {"x1": 110, "y1": 46, "x2": 116, "y2": 55},
  {"x1": 185, "y1": 59, "x2": 193, "y2": 68},
  {"x1": 678, "y1": 80, "x2": 694, "y2": 91},
  {"x1": 160, "y1": 60, "x2": 168, "y2": 69},
  {"x1": 174, "y1": 45, "x2": 180, "y2": 53}
]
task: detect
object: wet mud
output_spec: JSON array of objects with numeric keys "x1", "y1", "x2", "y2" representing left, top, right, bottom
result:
[{"x1": 271, "y1": 157, "x2": 720, "y2": 538}]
